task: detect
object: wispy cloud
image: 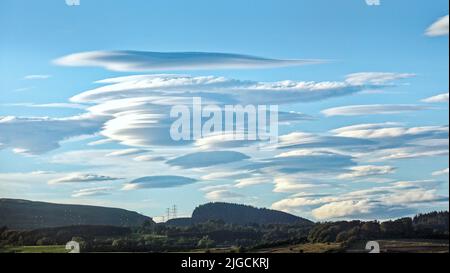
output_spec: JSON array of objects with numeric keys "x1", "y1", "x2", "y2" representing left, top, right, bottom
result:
[
  {"x1": 205, "y1": 190, "x2": 245, "y2": 202},
  {"x1": 235, "y1": 176, "x2": 272, "y2": 188},
  {"x1": 4, "y1": 102, "x2": 86, "y2": 110},
  {"x1": 167, "y1": 151, "x2": 250, "y2": 168},
  {"x1": 345, "y1": 72, "x2": 415, "y2": 85},
  {"x1": 106, "y1": 149, "x2": 149, "y2": 157},
  {"x1": 273, "y1": 176, "x2": 328, "y2": 193},
  {"x1": 425, "y1": 15, "x2": 449, "y2": 37},
  {"x1": 422, "y1": 92, "x2": 449, "y2": 103},
  {"x1": 23, "y1": 74, "x2": 52, "y2": 80},
  {"x1": 432, "y1": 168, "x2": 449, "y2": 176},
  {"x1": 14, "y1": 87, "x2": 34, "y2": 92},
  {"x1": 322, "y1": 104, "x2": 430, "y2": 117},
  {"x1": 49, "y1": 173, "x2": 121, "y2": 184},
  {"x1": 332, "y1": 123, "x2": 448, "y2": 140},
  {"x1": 337, "y1": 165, "x2": 396, "y2": 180},
  {"x1": 133, "y1": 155, "x2": 167, "y2": 162},
  {"x1": 72, "y1": 187, "x2": 114, "y2": 198}
]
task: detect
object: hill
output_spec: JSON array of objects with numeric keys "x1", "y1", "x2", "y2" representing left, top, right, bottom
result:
[
  {"x1": 166, "y1": 217, "x2": 193, "y2": 226},
  {"x1": 0, "y1": 225, "x2": 132, "y2": 247},
  {"x1": 168, "y1": 202, "x2": 313, "y2": 226},
  {"x1": 0, "y1": 199, "x2": 154, "y2": 230}
]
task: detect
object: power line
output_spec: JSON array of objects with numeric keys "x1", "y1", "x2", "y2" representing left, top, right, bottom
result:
[
  {"x1": 166, "y1": 208, "x2": 171, "y2": 221},
  {"x1": 172, "y1": 205, "x2": 177, "y2": 219}
]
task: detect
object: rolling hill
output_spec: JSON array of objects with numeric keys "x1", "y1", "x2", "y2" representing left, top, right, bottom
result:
[
  {"x1": 0, "y1": 199, "x2": 154, "y2": 230},
  {"x1": 167, "y1": 202, "x2": 313, "y2": 226}
]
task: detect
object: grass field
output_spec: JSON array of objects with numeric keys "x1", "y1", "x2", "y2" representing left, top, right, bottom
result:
[
  {"x1": 1, "y1": 239, "x2": 448, "y2": 253},
  {"x1": 254, "y1": 243, "x2": 343, "y2": 253},
  {"x1": 0, "y1": 245, "x2": 68, "y2": 253},
  {"x1": 188, "y1": 243, "x2": 343, "y2": 253},
  {"x1": 346, "y1": 239, "x2": 449, "y2": 253}
]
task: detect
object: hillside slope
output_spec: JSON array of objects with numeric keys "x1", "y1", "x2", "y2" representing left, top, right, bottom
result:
[
  {"x1": 0, "y1": 199, "x2": 154, "y2": 230},
  {"x1": 168, "y1": 202, "x2": 313, "y2": 226}
]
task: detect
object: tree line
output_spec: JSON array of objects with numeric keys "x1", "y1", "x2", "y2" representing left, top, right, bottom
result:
[{"x1": 0, "y1": 211, "x2": 448, "y2": 252}]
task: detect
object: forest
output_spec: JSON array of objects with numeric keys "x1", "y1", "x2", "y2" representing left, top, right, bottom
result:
[{"x1": 1, "y1": 210, "x2": 448, "y2": 253}]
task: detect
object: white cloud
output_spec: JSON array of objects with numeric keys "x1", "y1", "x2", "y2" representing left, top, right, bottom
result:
[
  {"x1": 275, "y1": 148, "x2": 339, "y2": 158},
  {"x1": 242, "y1": 148, "x2": 356, "y2": 176},
  {"x1": 201, "y1": 171, "x2": 246, "y2": 181},
  {"x1": 167, "y1": 151, "x2": 250, "y2": 168},
  {"x1": 24, "y1": 74, "x2": 51, "y2": 80},
  {"x1": 322, "y1": 104, "x2": 429, "y2": 117},
  {"x1": 205, "y1": 190, "x2": 245, "y2": 201},
  {"x1": 312, "y1": 200, "x2": 375, "y2": 220},
  {"x1": 345, "y1": 72, "x2": 415, "y2": 85},
  {"x1": 195, "y1": 132, "x2": 261, "y2": 150},
  {"x1": 272, "y1": 179, "x2": 448, "y2": 220},
  {"x1": 425, "y1": 15, "x2": 449, "y2": 37},
  {"x1": 51, "y1": 149, "x2": 119, "y2": 166},
  {"x1": 72, "y1": 187, "x2": 114, "y2": 198},
  {"x1": 0, "y1": 114, "x2": 107, "y2": 155},
  {"x1": 380, "y1": 189, "x2": 448, "y2": 205},
  {"x1": 0, "y1": 171, "x2": 61, "y2": 185},
  {"x1": 43, "y1": 72, "x2": 413, "y2": 151},
  {"x1": 14, "y1": 87, "x2": 34, "y2": 92},
  {"x1": 87, "y1": 138, "x2": 115, "y2": 146},
  {"x1": 30, "y1": 171, "x2": 56, "y2": 175},
  {"x1": 70, "y1": 73, "x2": 414, "y2": 104},
  {"x1": 274, "y1": 131, "x2": 375, "y2": 150},
  {"x1": 273, "y1": 176, "x2": 326, "y2": 193},
  {"x1": 133, "y1": 155, "x2": 166, "y2": 162},
  {"x1": 106, "y1": 149, "x2": 148, "y2": 157},
  {"x1": 331, "y1": 122, "x2": 401, "y2": 133},
  {"x1": 55, "y1": 50, "x2": 321, "y2": 72},
  {"x1": 337, "y1": 165, "x2": 396, "y2": 180},
  {"x1": 49, "y1": 173, "x2": 121, "y2": 184},
  {"x1": 122, "y1": 175, "x2": 197, "y2": 190},
  {"x1": 200, "y1": 184, "x2": 233, "y2": 193},
  {"x1": 272, "y1": 196, "x2": 340, "y2": 212},
  {"x1": 3, "y1": 61, "x2": 447, "y2": 223},
  {"x1": 235, "y1": 176, "x2": 271, "y2": 188},
  {"x1": 422, "y1": 92, "x2": 449, "y2": 103},
  {"x1": 432, "y1": 168, "x2": 449, "y2": 176},
  {"x1": 3, "y1": 102, "x2": 86, "y2": 110},
  {"x1": 332, "y1": 123, "x2": 448, "y2": 139},
  {"x1": 366, "y1": 145, "x2": 449, "y2": 161}
]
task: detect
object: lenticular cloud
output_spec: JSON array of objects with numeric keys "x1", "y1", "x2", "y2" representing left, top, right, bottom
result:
[{"x1": 55, "y1": 50, "x2": 322, "y2": 72}]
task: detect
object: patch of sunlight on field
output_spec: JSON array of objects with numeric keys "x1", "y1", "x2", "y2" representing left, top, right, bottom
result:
[
  {"x1": 0, "y1": 245, "x2": 68, "y2": 253},
  {"x1": 187, "y1": 243, "x2": 343, "y2": 253},
  {"x1": 346, "y1": 239, "x2": 449, "y2": 253},
  {"x1": 377, "y1": 240, "x2": 449, "y2": 253},
  {"x1": 256, "y1": 243, "x2": 343, "y2": 253}
]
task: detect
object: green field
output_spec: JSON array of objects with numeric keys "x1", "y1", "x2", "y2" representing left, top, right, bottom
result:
[
  {"x1": 254, "y1": 243, "x2": 343, "y2": 253},
  {"x1": 345, "y1": 239, "x2": 449, "y2": 253},
  {"x1": 1, "y1": 239, "x2": 448, "y2": 253},
  {"x1": 186, "y1": 243, "x2": 343, "y2": 253},
  {"x1": 188, "y1": 240, "x2": 449, "y2": 254},
  {"x1": 0, "y1": 245, "x2": 68, "y2": 253}
]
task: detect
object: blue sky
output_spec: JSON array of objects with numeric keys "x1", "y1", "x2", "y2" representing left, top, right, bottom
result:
[{"x1": 0, "y1": 0, "x2": 448, "y2": 221}]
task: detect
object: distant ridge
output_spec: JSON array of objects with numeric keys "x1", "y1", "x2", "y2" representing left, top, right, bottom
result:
[
  {"x1": 0, "y1": 199, "x2": 154, "y2": 230},
  {"x1": 167, "y1": 202, "x2": 313, "y2": 226}
]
